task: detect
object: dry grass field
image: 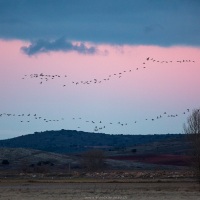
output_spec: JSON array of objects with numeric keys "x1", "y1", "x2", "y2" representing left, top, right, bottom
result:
[
  {"x1": 0, "y1": 143, "x2": 198, "y2": 200},
  {"x1": 0, "y1": 178, "x2": 199, "y2": 200}
]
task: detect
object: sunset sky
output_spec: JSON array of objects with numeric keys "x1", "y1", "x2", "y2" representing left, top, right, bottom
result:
[{"x1": 0, "y1": 0, "x2": 200, "y2": 139}]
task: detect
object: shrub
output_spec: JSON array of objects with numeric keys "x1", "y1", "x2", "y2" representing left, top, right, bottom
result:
[
  {"x1": 82, "y1": 149, "x2": 105, "y2": 171},
  {"x1": 2, "y1": 159, "x2": 9, "y2": 165},
  {"x1": 131, "y1": 149, "x2": 137, "y2": 153}
]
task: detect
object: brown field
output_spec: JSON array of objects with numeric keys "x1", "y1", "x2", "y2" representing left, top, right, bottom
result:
[
  {"x1": 109, "y1": 154, "x2": 192, "y2": 166},
  {"x1": 0, "y1": 146, "x2": 198, "y2": 199},
  {"x1": 0, "y1": 178, "x2": 199, "y2": 200}
]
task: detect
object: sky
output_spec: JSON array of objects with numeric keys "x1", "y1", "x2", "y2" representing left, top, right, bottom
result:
[{"x1": 0, "y1": 0, "x2": 200, "y2": 139}]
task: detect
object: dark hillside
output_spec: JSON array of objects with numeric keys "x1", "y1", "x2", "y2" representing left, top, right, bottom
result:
[{"x1": 0, "y1": 130, "x2": 186, "y2": 154}]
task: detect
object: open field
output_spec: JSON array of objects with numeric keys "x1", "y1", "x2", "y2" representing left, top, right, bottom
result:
[
  {"x1": 0, "y1": 179, "x2": 199, "y2": 200},
  {"x1": 0, "y1": 143, "x2": 197, "y2": 199}
]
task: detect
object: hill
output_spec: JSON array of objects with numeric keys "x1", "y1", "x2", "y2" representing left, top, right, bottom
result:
[
  {"x1": 0, "y1": 131, "x2": 193, "y2": 172},
  {"x1": 0, "y1": 129, "x2": 187, "y2": 154},
  {"x1": 0, "y1": 147, "x2": 76, "y2": 171}
]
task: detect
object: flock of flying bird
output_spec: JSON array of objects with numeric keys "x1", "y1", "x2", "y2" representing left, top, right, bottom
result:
[
  {"x1": 3, "y1": 56, "x2": 197, "y2": 133},
  {"x1": 0, "y1": 113, "x2": 64, "y2": 123},
  {"x1": 143, "y1": 57, "x2": 195, "y2": 65},
  {"x1": 72, "y1": 108, "x2": 193, "y2": 132},
  {"x1": 21, "y1": 57, "x2": 196, "y2": 86},
  {"x1": 0, "y1": 108, "x2": 195, "y2": 133},
  {"x1": 22, "y1": 74, "x2": 68, "y2": 85}
]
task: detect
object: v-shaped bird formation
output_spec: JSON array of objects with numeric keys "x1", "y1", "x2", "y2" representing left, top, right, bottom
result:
[{"x1": 21, "y1": 57, "x2": 196, "y2": 87}]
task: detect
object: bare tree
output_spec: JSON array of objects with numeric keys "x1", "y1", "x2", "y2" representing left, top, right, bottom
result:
[
  {"x1": 183, "y1": 108, "x2": 200, "y2": 182},
  {"x1": 82, "y1": 149, "x2": 105, "y2": 171}
]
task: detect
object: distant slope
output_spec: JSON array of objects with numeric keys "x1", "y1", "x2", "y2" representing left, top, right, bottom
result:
[
  {"x1": 0, "y1": 147, "x2": 74, "y2": 169},
  {"x1": 0, "y1": 129, "x2": 186, "y2": 154}
]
